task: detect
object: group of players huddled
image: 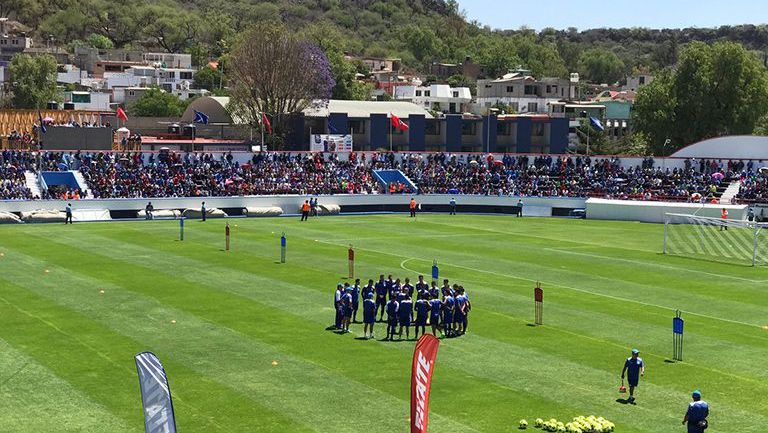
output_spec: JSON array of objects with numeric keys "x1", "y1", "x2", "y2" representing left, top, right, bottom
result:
[{"x1": 333, "y1": 274, "x2": 471, "y2": 340}]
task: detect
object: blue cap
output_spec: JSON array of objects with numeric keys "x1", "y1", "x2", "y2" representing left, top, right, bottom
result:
[
  {"x1": 631, "y1": 348, "x2": 639, "y2": 354},
  {"x1": 692, "y1": 390, "x2": 701, "y2": 398}
]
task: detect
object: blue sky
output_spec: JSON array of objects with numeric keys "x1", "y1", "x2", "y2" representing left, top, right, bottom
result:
[{"x1": 459, "y1": 0, "x2": 768, "y2": 30}]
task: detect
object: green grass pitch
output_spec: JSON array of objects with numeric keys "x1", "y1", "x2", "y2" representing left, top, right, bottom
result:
[{"x1": 0, "y1": 214, "x2": 766, "y2": 433}]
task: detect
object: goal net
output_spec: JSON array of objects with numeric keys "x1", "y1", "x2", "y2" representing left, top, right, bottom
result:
[{"x1": 663, "y1": 213, "x2": 768, "y2": 266}]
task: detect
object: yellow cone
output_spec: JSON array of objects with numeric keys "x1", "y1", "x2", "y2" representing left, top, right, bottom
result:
[
  {"x1": 271, "y1": 360, "x2": 278, "y2": 366},
  {"x1": 171, "y1": 320, "x2": 177, "y2": 324},
  {"x1": 99, "y1": 289, "x2": 105, "y2": 295}
]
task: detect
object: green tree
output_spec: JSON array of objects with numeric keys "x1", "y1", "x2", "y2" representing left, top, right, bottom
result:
[
  {"x1": 129, "y1": 88, "x2": 188, "y2": 117},
  {"x1": 327, "y1": 51, "x2": 372, "y2": 100},
  {"x1": 634, "y1": 42, "x2": 768, "y2": 154},
  {"x1": 87, "y1": 33, "x2": 113, "y2": 49},
  {"x1": 578, "y1": 48, "x2": 626, "y2": 84},
  {"x1": 193, "y1": 65, "x2": 226, "y2": 91},
  {"x1": 9, "y1": 54, "x2": 61, "y2": 109}
]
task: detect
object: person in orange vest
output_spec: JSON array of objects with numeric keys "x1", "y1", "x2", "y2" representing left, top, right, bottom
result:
[
  {"x1": 301, "y1": 200, "x2": 310, "y2": 221},
  {"x1": 389, "y1": 183, "x2": 396, "y2": 194},
  {"x1": 720, "y1": 208, "x2": 728, "y2": 231},
  {"x1": 409, "y1": 197, "x2": 417, "y2": 218}
]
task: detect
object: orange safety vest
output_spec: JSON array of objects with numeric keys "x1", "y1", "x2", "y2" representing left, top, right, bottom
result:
[
  {"x1": 721, "y1": 209, "x2": 728, "y2": 219},
  {"x1": 410, "y1": 200, "x2": 417, "y2": 209},
  {"x1": 302, "y1": 203, "x2": 310, "y2": 212}
]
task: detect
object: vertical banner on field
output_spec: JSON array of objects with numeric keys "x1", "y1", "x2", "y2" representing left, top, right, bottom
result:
[
  {"x1": 348, "y1": 245, "x2": 355, "y2": 279},
  {"x1": 534, "y1": 282, "x2": 543, "y2": 326},
  {"x1": 673, "y1": 310, "x2": 684, "y2": 361},
  {"x1": 134, "y1": 352, "x2": 178, "y2": 433},
  {"x1": 311, "y1": 134, "x2": 353, "y2": 152},
  {"x1": 411, "y1": 334, "x2": 440, "y2": 433}
]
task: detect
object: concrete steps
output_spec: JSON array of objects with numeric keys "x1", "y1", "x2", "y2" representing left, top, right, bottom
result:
[
  {"x1": 24, "y1": 171, "x2": 42, "y2": 199},
  {"x1": 72, "y1": 170, "x2": 93, "y2": 198},
  {"x1": 720, "y1": 180, "x2": 742, "y2": 205}
]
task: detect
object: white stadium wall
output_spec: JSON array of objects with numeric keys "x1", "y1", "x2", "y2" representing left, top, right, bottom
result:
[{"x1": 585, "y1": 198, "x2": 748, "y2": 224}]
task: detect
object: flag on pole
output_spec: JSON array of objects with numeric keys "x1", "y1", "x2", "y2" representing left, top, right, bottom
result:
[
  {"x1": 134, "y1": 352, "x2": 178, "y2": 433},
  {"x1": 37, "y1": 110, "x2": 47, "y2": 134},
  {"x1": 117, "y1": 107, "x2": 129, "y2": 122},
  {"x1": 193, "y1": 110, "x2": 210, "y2": 125},
  {"x1": 261, "y1": 113, "x2": 272, "y2": 134},
  {"x1": 411, "y1": 334, "x2": 440, "y2": 433},
  {"x1": 391, "y1": 113, "x2": 409, "y2": 131},
  {"x1": 589, "y1": 116, "x2": 605, "y2": 132}
]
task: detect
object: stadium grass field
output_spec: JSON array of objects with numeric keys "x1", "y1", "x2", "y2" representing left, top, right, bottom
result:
[{"x1": 0, "y1": 214, "x2": 766, "y2": 433}]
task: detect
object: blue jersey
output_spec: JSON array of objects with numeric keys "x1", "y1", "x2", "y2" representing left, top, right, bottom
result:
[
  {"x1": 341, "y1": 293, "x2": 353, "y2": 308},
  {"x1": 403, "y1": 284, "x2": 414, "y2": 297},
  {"x1": 624, "y1": 357, "x2": 644, "y2": 379},
  {"x1": 429, "y1": 288, "x2": 439, "y2": 299},
  {"x1": 398, "y1": 300, "x2": 413, "y2": 321},
  {"x1": 389, "y1": 284, "x2": 401, "y2": 300},
  {"x1": 351, "y1": 285, "x2": 360, "y2": 304},
  {"x1": 386, "y1": 300, "x2": 399, "y2": 317},
  {"x1": 363, "y1": 299, "x2": 376, "y2": 315},
  {"x1": 415, "y1": 282, "x2": 429, "y2": 292},
  {"x1": 415, "y1": 300, "x2": 429, "y2": 319},
  {"x1": 686, "y1": 401, "x2": 709, "y2": 423},
  {"x1": 385, "y1": 279, "x2": 394, "y2": 291},
  {"x1": 455, "y1": 294, "x2": 468, "y2": 313},
  {"x1": 429, "y1": 299, "x2": 442, "y2": 316},
  {"x1": 362, "y1": 284, "x2": 375, "y2": 299},
  {"x1": 375, "y1": 281, "x2": 387, "y2": 297}
]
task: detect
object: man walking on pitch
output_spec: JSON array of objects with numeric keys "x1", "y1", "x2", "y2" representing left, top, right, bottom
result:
[
  {"x1": 682, "y1": 390, "x2": 709, "y2": 433},
  {"x1": 621, "y1": 349, "x2": 645, "y2": 403},
  {"x1": 409, "y1": 197, "x2": 417, "y2": 218},
  {"x1": 65, "y1": 202, "x2": 73, "y2": 224},
  {"x1": 145, "y1": 201, "x2": 154, "y2": 220},
  {"x1": 301, "y1": 200, "x2": 310, "y2": 221},
  {"x1": 201, "y1": 201, "x2": 207, "y2": 222},
  {"x1": 516, "y1": 199, "x2": 524, "y2": 217},
  {"x1": 720, "y1": 208, "x2": 728, "y2": 231},
  {"x1": 449, "y1": 197, "x2": 457, "y2": 215}
]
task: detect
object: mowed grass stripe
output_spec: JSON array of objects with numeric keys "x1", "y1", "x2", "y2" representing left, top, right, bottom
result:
[
  {"x1": 0, "y1": 280, "x2": 306, "y2": 433},
  {"x1": 0, "y1": 238, "x2": 483, "y2": 433},
  {"x1": 22, "y1": 223, "x2": 768, "y2": 428},
  {"x1": 74, "y1": 221, "x2": 768, "y2": 389},
  {"x1": 0, "y1": 337, "x2": 135, "y2": 433}
]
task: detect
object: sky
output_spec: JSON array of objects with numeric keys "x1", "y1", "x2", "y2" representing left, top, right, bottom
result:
[{"x1": 459, "y1": 0, "x2": 768, "y2": 31}]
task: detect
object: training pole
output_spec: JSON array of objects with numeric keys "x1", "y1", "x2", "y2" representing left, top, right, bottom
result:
[
  {"x1": 673, "y1": 310, "x2": 684, "y2": 361},
  {"x1": 534, "y1": 282, "x2": 543, "y2": 325},
  {"x1": 179, "y1": 217, "x2": 185, "y2": 241},
  {"x1": 225, "y1": 222, "x2": 230, "y2": 252},
  {"x1": 431, "y1": 260, "x2": 439, "y2": 283},
  {"x1": 348, "y1": 244, "x2": 355, "y2": 279},
  {"x1": 280, "y1": 232, "x2": 286, "y2": 264}
]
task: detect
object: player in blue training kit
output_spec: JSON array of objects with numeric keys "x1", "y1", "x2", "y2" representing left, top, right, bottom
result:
[
  {"x1": 391, "y1": 278, "x2": 402, "y2": 301},
  {"x1": 442, "y1": 294, "x2": 455, "y2": 337},
  {"x1": 362, "y1": 293, "x2": 376, "y2": 339},
  {"x1": 429, "y1": 295, "x2": 442, "y2": 336},
  {"x1": 351, "y1": 279, "x2": 361, "y2": 323},
  {"x1": 454, "y1": 287, "x2": 468, "y2": 335},
  {"x1": 362, "y1": 279, "x2": 375, "y2": 300},
  {"x1": 414, "y1": 296, "x2": 429, "y2": 339},
  {"x1": 415, "y1": 275, "x2": 429, "y2": 299},
  {"x1": 398, "y1": 295, "x2": 413, "y2": 340},
  {"x1": 429, "y1": 281, "x2": 440, "y2": 300},
  {"x1": 683, "y1": 390, "x2": 709, "y2": 433},
  {"x1": 621, "y1": 348, "x2": 645, "y2": 403},
  {"x1": 341, "y1": 284, "x2": 353, "y2": 333},
  {"x1": 385, "y1": 298, "x2": 399, "y2": 341},
  {"x1": 403, "y1": 278, "x2": 414, "y2": 298},
  {"x1": 375, "y1": 275, "x2": 387, "y2": 322}
]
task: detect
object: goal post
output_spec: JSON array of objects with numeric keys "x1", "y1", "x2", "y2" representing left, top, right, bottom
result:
[{"x1": 663, "y1": 213, "x2": 768, "y2": 266}]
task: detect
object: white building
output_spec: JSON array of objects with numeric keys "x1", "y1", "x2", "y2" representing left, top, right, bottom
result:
[
  {"x1": 142, "y1": 52, "x2": 192, "y2": 69},
  {"x1": 476, "y1": 71, "x2": 572, "y2": 115},
  {"x1": 63, "y1": 91, "x2": 111, "y2": 111},
  {"x1": 394, "y1": 84, "x2": 472, "y2": 114}
]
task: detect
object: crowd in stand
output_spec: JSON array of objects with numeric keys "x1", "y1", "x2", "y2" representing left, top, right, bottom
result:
[
  {"x1": 1, "y1": 150, "x2": 766, "y2": 204},
  {"x1": 6, "y1": 130, "x2": 37, "y2": 150}
]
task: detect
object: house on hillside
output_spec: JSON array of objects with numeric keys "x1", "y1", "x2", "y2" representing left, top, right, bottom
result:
[
  {"x1": 394, "y1": 84, "x2": 472, "y2": 115},
  {"x1": 476, "y1": 70, "x2": 573, "y2": 115}
]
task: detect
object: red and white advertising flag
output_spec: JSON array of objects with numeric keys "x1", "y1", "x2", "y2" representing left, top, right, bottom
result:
[{"x1": 410, "y1": 334, "x2": 440, "y2": 433}]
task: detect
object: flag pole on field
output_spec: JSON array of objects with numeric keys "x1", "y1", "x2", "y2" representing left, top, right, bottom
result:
[
  {"x1": 179, "y1": 217, "x2": 184, "y2": 241},
  {"x1": 225, "y1": 222, "x2": 230, "y2": 252},
  {"x1": 348, "y1": 244, "x2": 355, "y2": 279},
  {"x1": 534, "y1": 282, "x2": 543, "y2": 325}
]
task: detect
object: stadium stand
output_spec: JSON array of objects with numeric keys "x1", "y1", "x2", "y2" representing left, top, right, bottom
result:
[{"x1": 1, "y1": 150, "x2": 762, "y2": 203}]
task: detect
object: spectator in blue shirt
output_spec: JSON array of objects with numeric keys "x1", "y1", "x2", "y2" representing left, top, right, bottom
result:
[
  {"x1": 621, "y1": 349, "x2": 645, "y2": 403},
  {"x1": 683, "y1": 390, "x2": 709, "y2": 433}
]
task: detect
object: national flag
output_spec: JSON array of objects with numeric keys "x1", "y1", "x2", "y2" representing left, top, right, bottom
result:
[
  {"x1": 261, "y1": 112, "x2": 272, "y2": 134},
  {"x1": 37, "y1": 110, "x2": 47, "y2": 134},
  {"x1": 193, "y1": 110, "x2": 210, "y2": 125},
  {"x1": 391, "y1": 113, "x2": 409, "y2": 131},
  {"x1": 410, "y1": 334, "x2": 440, "y2": 433},
  {"x1": 328, "y1": 121, "x2": 339, "y2": 134},
  {"x1": 134, "y1": 352, "x2": 177, "y2": 433},
  {"x1": 116, "y1": 106, "x2": 129, "y2": 122},
  {"x1": 589, "y1": 116, "x2": 605, "y2": 132}
]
